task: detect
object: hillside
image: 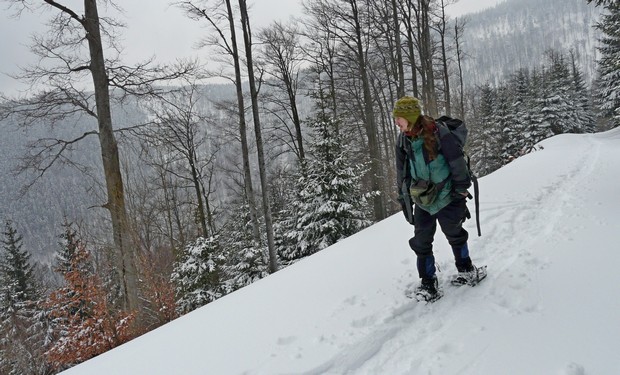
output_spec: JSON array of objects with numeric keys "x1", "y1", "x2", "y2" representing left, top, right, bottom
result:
[
  {"x1": 460, "y1": 0, "x2": 601, "y2": 86},
  {"x1": 62, "y1": 128, "x2": 620, "y2": 374}
]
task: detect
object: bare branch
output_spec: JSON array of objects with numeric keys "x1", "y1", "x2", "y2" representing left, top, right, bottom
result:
[
  {"x1": 15, "y1": 130, "x2": 99, "y2": 195},
  {"x1": 107, "y1": 58, "x2": 201, "y2": 100},
  {"x1": 42, "y1": 0, "x2": 85, "y2": 25}
]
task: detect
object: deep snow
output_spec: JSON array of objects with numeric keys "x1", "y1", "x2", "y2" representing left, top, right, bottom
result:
[{"x1": 62, "y1": 128, "x2": 620, "y2": 375}]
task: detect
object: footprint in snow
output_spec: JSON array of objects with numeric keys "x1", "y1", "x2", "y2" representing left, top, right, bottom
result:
[{"x1": 563, "y1": 362, "x2": 586, "y2": 375}]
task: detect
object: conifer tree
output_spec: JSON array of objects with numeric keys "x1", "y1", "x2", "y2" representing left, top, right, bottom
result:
[
  {"x1": 471, "y1": 83, "x2": 503, "y2": 175},
  {"x1": 171, "y1": 236, "x2": 226, "y2": 315},
  {"x1": 506, "y1": 69, "x2": 533, "y2": 158},
  {"x1": 494, "y1": 86, "x2": 514, "y2": 164},
  {"x1": 0, "y1": 221, "x2": 38, "y2": 309},
  {"x1": 594, "y1": 0, "x2": 620, "y2": 127},
  {"x1": 545, "y1": 51, "x2": 578, "y2": 134},
  {"x1": 0, "y1": 221, "x2": 48, "y2": 375},
  {"x1": 528, "y1": 68, "x2": 555, "y2": 148},
  {"x1": 220, "y1": 203, "x2": 268, "y2": 293},
  {"x1": 276, "y1": 95, "x2": 371, "y2": 263},
  {"x1": 569, "y1": 51, "x2": 596, "y2": 133}
]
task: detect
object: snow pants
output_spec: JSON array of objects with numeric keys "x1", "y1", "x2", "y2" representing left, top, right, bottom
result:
[{"x1": 409, "y1": 197, "x2": 471, "y2": 279}]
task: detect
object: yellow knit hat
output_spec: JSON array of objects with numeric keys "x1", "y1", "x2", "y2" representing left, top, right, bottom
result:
[{"x1": 392, "y1": 96, "x2": 421, "y2": 125}]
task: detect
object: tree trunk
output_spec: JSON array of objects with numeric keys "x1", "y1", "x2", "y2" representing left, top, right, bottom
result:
[
  {"x1": 224, "y1": 0, "x2": 262, "y2": 245},
  {"x1": 238, "y1": 0, "x2": 279, "y2": 273},
  {"x1": 350, "y1": 0, "x2": 386, "y2": 221},
  {"x1": 286, "y1": 79, "x2": 305, "y2": 163},
  {"x1": 403, "y1": 0, "x2": 420, "y2": 98},
  {"x1": 188, "y1": 156, "x2": 209, "y2": 238},
  {"x1": 418, "y1": 0, "x2": 437, "y2": 116},
  {"x1": 391, "y1": 0, "x2": 405, "y2": 98},
  {"x1": 439, "y1": 0, "x2": 451, "y2": 116},
  {"x1": 83, "y1": 0, "x2": 138, "y2": 312}
]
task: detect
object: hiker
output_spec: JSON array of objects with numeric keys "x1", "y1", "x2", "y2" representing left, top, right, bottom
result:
[{"x1": 394, "y1": 96, "x2": 482, "y2": 302}]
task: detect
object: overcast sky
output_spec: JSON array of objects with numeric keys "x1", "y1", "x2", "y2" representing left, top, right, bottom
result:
[{"x1": 0, "y1": 0, "x2": 504, "y2": 97}]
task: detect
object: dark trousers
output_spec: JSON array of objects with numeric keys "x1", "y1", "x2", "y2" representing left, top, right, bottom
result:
[{"x1": 409, "y1": 198, "x2": 470, "y2": 279}]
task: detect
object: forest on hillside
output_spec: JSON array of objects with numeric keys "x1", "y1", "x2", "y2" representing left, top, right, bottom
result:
[{"x1": 0, "y1": 0, "x2": 618, "y2": 373}]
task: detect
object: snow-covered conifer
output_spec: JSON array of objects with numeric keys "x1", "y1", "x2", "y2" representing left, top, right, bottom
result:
[
  {"x1": 276, "y1": 99, "x2": 371, "y2": 263},
  {"x1": 471, "y1": 83, "x2": 503, "y2": 175},
  {"x1": 594, "y1": 0, "x2": 620, "y2": 127},
  {"x1": 0, "y1": 221, "x2": 48, "y2": 375},
  {"x1": 171, "y1": 236, "x2": 225, "y2": 314},
  {"x1": 220, "y1": 203, "x2": 268, "y2": 292}
]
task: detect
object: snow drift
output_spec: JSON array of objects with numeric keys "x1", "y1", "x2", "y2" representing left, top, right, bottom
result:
[{"x1": 62, "y1": 128, "x2": 620, "y2": 375}]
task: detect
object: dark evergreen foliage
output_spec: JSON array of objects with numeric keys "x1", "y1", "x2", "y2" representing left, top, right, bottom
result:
[
  {"x1": 594, "y1": 0, "x2": 620, "y2": 127},
  {"x1": 0, "y1": 221, "x2": 49, "y2": 375},
  {"x1": 171, "y1": 236, "x2": 226, "y2": 315},
  {"x1": 219, "y1": 203, "x2": 269, "y2": 292}
]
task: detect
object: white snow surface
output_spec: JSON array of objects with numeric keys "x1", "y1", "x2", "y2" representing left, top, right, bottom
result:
[{"x1": 63, "y1": 129, "x2": 620, "y2": 374}]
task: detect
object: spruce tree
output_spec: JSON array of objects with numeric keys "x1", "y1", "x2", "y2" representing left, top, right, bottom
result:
[
  {"x1": 494, "y1": 86, "x2": 515, "y2": 165},
  {"x1": 220, "y1": 202, "x2": 268, "y2": 292},
  {"x1": 0, "y1": 221, "x2": 47, "y2": 375},
  {"x1": 171, "y1": 236, "x2": 225, "y2": 315},
  {"x1": 276, "y1": 97, "x2": 371, "y2": 263},
  {"x1": 471, "y1": 83, "x2": 502, "y2": 176},
  {"x1": 55, "y1": 220, "x2": 91, "y2": 276},
  {"x1": 569, "y1": 51, "x2": 596, "y2": 133},
  {"x1": 0, "y1": 221, "x2": 38, "y2": 308},
  {"x1": 594, "y1": 0, "x2": 620, "y2": 127},
  {"x1": 529, "y1": 68, "x2": 555, "y2": 147},
  {"x1": 544, "y1": 51, "x2": 576, "y2": 134},
  {"x1": 507, "y1": 69, "x2": 533, "y2": 158}
]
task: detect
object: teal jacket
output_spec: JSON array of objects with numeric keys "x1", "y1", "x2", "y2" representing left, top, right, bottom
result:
[
  {"x1": 407, "y1": 137, "x2": 453, "y2": 214},
  {"x1": 396, "y1": 117, "x2": 471, "y2": 216}
]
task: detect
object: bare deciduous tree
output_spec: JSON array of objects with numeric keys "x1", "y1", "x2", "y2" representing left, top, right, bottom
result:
[
  {"x1": 136, "y1": 83, "x2": 221, "y2": 239},
  {"x1": 0, "y1": 0, "x2": 196, "y2": 313},
  {"x1": 454, "y1": 17, "x2": 468, "y2": 119},
  {"x1": 238, "y1": 0, "x2": 279, "y2": 273},
  {"x1": 257, "y1": 21, "x2": 306, "y2": 164},
  {"x1": 177, "y1": 0, "x2": 263, "y2": 246}
]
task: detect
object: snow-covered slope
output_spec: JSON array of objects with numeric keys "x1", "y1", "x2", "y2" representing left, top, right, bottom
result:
[{"x1": 62, "y1": 129, "x2": 620, "y2": 375}]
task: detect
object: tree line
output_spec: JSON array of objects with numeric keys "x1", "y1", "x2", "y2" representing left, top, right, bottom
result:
[{"x1": 0, "y1": 0, "x2": 617, "y2": 372}]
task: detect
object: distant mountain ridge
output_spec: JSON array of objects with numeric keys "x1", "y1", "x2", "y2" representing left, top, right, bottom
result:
[{"x1": 459, "y1": 0, "x2": 601, "y2": 86}]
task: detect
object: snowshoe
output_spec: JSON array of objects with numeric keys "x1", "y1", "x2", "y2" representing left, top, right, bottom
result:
[
  {"x1": 450, "y1": 265, "x2": 487, "y2": 286},
  {"x1": 413, "y1": 276, "x2": 443, "y2": 303}
]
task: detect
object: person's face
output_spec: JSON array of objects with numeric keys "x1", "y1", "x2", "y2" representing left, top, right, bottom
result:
[{"x1": 395, "y1": 117, "x2": 409, "y2": 132}]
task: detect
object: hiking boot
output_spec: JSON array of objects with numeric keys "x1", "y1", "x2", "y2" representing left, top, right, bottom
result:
[{"x1": 414, "y1": 275, "x2": 442, "y2": 302}]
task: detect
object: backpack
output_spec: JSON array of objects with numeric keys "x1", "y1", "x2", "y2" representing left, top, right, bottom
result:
[{"x1": 435, "y1": 116, "x2": 481, "y2": 237}]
